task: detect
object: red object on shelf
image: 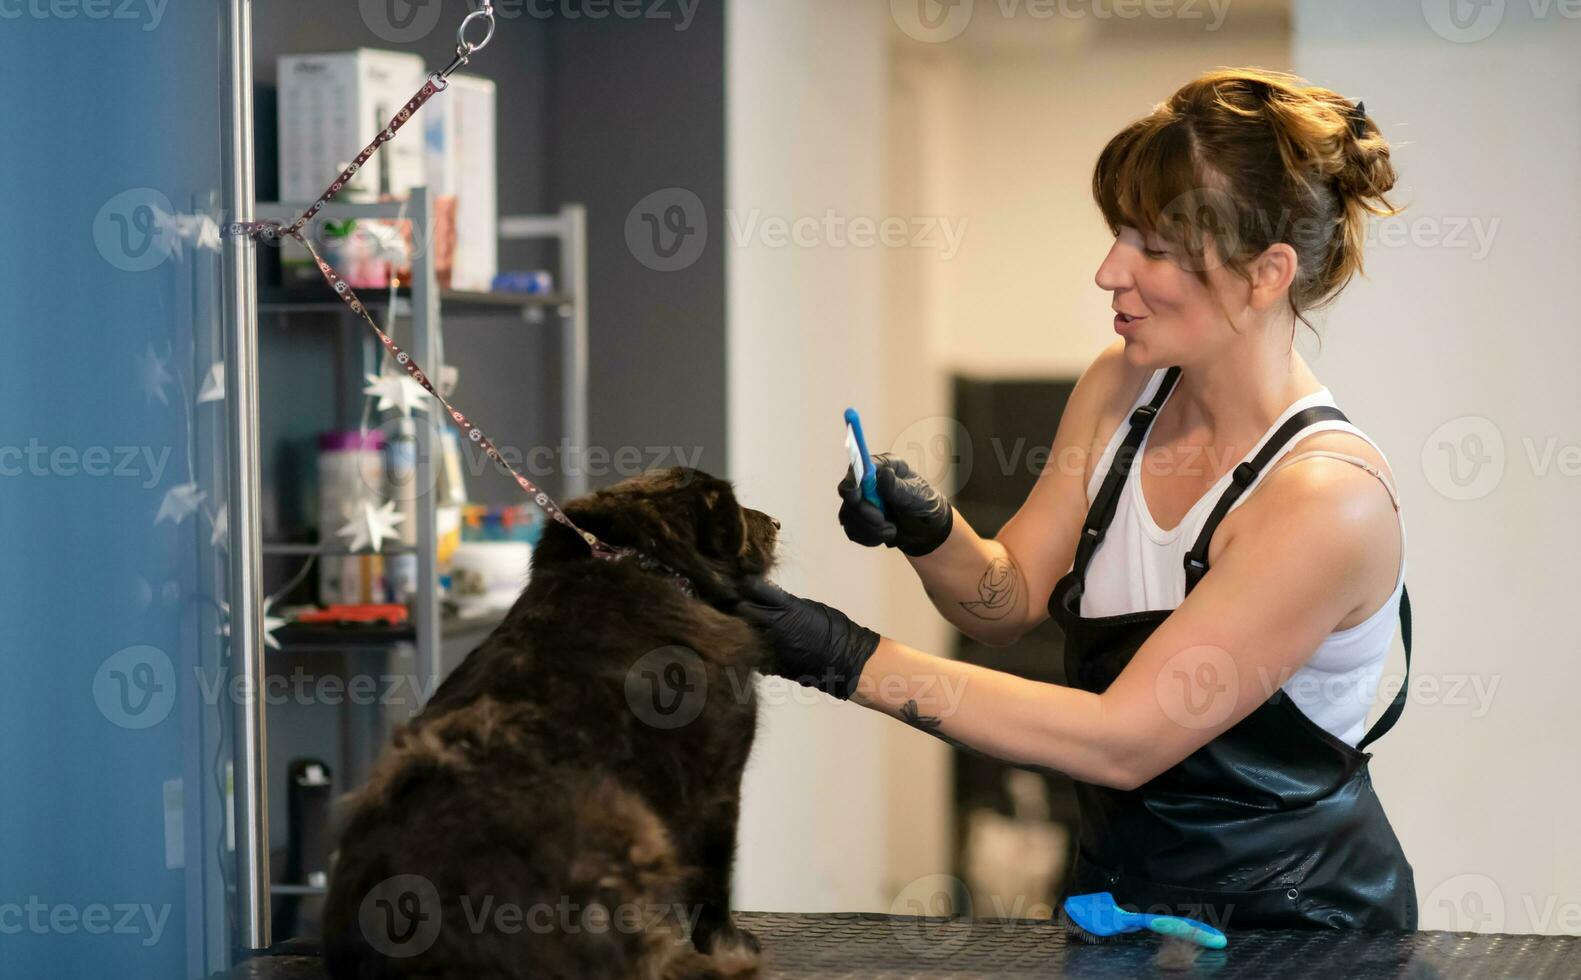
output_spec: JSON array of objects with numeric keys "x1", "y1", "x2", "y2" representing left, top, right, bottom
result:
[{"x1": 295, "y1": 604, "x2": 410, "y2": 627}]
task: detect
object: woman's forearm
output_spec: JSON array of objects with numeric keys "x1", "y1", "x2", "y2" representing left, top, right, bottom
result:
[
  {"x1": 904, "y1": 508, "x2": 1036, "y2": 647},
  {"x1": 849, "y1": 635, "x2": 1136, "y2": 789}
]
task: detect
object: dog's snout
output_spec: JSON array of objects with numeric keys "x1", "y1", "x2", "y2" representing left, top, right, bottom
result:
[{"x1": 769, "y1": 516, "x2": 781, "y2": 530}]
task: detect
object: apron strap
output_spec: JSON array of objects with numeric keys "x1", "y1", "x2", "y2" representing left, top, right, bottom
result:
[
  {"x1": 1181, "y1": 404, "x2": 1350, "y2": 594},
  {"x1": 1356, "y1": 583, "x2": 1411, "y2": 751},
  {"x1": 1179, "y1": 404, "x2": 1413, "y2": 753},
  {"x1": 1070, "y1": 365, "x2": 1182, "y2": 586}
]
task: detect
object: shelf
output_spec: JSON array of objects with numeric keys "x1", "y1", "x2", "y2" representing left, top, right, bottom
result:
[
  {"x1": 263, "y1": 543, "x2": 417, "y2": 557},
  {"x1": 268, "y1": 883, "x2": 326, "y2": 897},
  {"x1": 272, "y1": 611, "x2": 506, "y2": 652},
  {"x1": 258, "y1": 286, "x2": 572, "y2": 317}
]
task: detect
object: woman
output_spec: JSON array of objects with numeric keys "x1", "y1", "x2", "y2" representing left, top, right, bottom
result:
[{"x1": 730, "y1": 68, "x2": 1416, "y2": 931}]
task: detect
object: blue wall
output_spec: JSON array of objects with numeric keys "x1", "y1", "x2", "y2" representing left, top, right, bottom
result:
[{"x1": 0, "y1": 5, "x2": 236, "y2": 977}]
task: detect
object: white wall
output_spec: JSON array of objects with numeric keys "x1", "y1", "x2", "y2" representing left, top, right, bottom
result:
[
  {"x1": 729, "y1": 0, "x2": 1581, "y2": 931},
  {"x1": 1293, "y1": 1, "x2": 1581, "y2": 934},
  {"x1": 900, "y1": 20, "x2": 1291, "y2": 376},
  {"x1": 726, "y1": 0, "x2": 952, "y2": 911}
]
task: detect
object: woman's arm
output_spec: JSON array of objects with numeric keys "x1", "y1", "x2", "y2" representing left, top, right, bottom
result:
[
  {"x1": 851, "y1": 462, "x2": 1391, "y2": 788},
  {"x1": 903, "y1": 341, "x2": 1135, "y2": 647}
]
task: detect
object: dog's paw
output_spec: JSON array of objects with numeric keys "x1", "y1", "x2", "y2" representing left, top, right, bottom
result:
[
  {"x1": 701, "y1": 920, "x2": 761, "y2": 976},
  {"x1": 694, "y1": 915, "x2": 760, "y2": 957}
]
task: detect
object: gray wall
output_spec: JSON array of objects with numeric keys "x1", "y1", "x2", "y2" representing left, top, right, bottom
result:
[
  {"x1": 252, "y1": 0, "x2": 727, "y2": 511},
  {"x1": 247, "y1": 0, "x2": 727, "y2": 855}
]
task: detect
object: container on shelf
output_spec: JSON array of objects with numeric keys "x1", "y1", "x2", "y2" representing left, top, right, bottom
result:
[{"x1": 316, "y1": 430, "x2": 386, "y2": 606}]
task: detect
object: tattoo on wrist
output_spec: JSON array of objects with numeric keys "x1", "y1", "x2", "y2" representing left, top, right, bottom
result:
[
  {"x1": 959, "y1": 555, "x2": 1021, "y2": 621},
  {"x1": 897, "y1": 699, "x2": 1067, "y2": 780}
]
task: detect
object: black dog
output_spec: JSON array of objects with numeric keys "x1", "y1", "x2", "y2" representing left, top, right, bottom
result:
[{"x1": 322, "y1": 467, "x2": 779, "y2": 979}]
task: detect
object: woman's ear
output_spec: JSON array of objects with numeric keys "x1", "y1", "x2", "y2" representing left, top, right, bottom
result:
[
  {"x1": 1248, "y1": 241, "x2": 1298, "y2": 310},
  {"x1": 697, "y1": 485, "x2": 746, "y2": 559}
]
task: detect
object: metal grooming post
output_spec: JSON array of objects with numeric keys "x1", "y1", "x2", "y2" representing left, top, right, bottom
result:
[
  {"x1": 221, "y1": 0, "x2": 270, "y2": 951},
  {"x1": 408, "y1": 186, "x2": 442, "y2": 699}
]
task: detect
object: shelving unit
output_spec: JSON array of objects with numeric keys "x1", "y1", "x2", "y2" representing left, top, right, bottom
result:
[
  {"x1": 252, "y1": 189, "x2": 588, "y2": 694},
  {"x1": 252, "y1": 191, "x2": 592, "y2": 910}
]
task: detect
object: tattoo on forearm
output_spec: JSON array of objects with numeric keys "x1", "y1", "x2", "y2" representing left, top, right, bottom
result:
[
  {"x1": 899, "y1": 698, "x2": 973, "y2": 752},
  {"x1": 959, "y1": 555, "x2": 1021, "y2": 621}
]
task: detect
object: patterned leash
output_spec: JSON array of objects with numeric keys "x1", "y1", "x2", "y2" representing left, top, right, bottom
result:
[{"x1": 226, "y1": 5, "x2": 697, "y2": 598}]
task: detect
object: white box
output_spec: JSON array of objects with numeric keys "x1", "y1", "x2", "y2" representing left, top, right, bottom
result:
[
  {"x1": 277, "y1": 49, "x2": 428, "y2": 205},
  {"x1": 424, "y1": 75, "x2": 498, "y2": 291}
]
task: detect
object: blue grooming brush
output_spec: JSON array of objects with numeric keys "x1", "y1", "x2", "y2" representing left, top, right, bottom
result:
[
  {"x1": 843, "y1": 408, "x2": 884, "y2": 516},
  {"x1": 1060, "y1": 892, "x2": 1227, "y2": 950}
]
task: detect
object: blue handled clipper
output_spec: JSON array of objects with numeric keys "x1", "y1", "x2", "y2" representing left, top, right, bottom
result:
[{"x1": 843, "y1": 408, "x2": 885, "y2": 516}]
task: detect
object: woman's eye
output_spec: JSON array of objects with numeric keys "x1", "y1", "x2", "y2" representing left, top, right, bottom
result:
[{"x1": 1144, "y1": 247, "x2": 1168, "y2": 258}]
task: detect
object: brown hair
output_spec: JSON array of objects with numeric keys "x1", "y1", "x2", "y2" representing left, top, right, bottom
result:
[{"x1": 1091, "y1": 66, "x2": 1401, "y2": 343}]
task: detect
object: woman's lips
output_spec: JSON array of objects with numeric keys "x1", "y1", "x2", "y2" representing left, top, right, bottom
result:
[{"x1": 1114, "y1": 313, "x2": 1146, "y2": 334}]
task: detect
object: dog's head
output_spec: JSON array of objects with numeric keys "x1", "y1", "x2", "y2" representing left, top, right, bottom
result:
[{"x1": 555, "y1": 466, "x2": 779, "y2": 603}]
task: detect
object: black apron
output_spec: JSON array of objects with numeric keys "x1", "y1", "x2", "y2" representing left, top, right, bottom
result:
[{"x1": 1048, "y1": 365, "x2": 1417, "y2": 931}]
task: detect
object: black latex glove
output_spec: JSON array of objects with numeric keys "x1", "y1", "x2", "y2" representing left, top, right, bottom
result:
[
  {"x1": 838, "y1": 453, "x2": 954, "y2": 557},
  {"x1": 732, "y1": 576, "x2": 881, "y2": 700}
]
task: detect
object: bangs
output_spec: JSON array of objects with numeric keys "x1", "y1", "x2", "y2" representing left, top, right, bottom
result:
[{"x1": 1092, "y1": 114, "x2": 1230, "y2": 266}]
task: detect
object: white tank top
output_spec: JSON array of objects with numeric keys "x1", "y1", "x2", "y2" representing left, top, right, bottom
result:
[{"x1": 1080, "y1": 367, "x2": 1407, "y2": 747}]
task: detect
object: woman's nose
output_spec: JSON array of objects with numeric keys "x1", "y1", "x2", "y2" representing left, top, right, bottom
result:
[{"x1": 1093, "y1": 239, "x2": 1132, "y2": 293}]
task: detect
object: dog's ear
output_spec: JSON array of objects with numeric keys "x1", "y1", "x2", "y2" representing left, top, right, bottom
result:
[{"x1": 695, "y1": 483, "x2": 746, "y2": 560}]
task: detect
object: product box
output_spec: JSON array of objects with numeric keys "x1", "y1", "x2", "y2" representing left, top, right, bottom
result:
[
  {"x1": 423, "y1": 74, "x2": 498, "y2": 291},
  {"x1": 278, "y1": 49, "x2": 427, "y2": 203},
  {"x1": 277, "y1": 49, "x2": 427, "y2": 282}
]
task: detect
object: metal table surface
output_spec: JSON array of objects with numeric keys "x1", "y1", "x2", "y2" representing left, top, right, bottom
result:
[{"x1": 220, "y1": 911, "x2": 1581, "y2": 979}]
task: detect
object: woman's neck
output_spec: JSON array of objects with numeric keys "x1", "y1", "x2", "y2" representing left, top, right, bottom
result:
[{"x1": 1161, "y1": 348, "x2": 1323, "y2": 449}]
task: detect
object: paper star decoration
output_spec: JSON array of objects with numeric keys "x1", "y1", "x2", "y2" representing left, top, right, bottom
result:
[
  {"x1": 219, "y1": 596, "x2": 287, "y2": 651},
  {"x1": 150, "y1": 208, "x2": 221, "y2": 261},
  {"x1": 137, "y1": 344, "x2": 175, "y2": 406},
  {"x1": 363, "y1": 370, "x2": 430, "y2": 417},
  {"x1": 209, "y1": 503, "x2": 229, "y2": 548},
  {"x1": 337, "y1": 499, "x2": 406, "y2": 553},
  {"x1": 197, "y1": 362, "x2": 225, "y2": 404},
  {"x1": 155, "y1": 483, "x2": 206, "y2": 525}
]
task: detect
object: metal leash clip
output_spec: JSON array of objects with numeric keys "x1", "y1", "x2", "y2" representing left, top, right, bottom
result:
[{"x1": 434, "y1": 2, "x2": 497, "y2": 87}]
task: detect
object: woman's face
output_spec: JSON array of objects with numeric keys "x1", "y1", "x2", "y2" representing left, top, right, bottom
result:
[{"x1": 1094, "y1": 224, "x2": 1243, "y2": 364}]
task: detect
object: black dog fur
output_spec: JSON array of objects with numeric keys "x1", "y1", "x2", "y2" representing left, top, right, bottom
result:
[{"x1": 321, "y1": 467, "x2": 778, "y2": 979}]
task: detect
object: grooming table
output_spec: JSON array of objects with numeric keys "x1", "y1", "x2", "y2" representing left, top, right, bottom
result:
[{"x1": 220, "y1": 911, "x2": 1581, "y2": 978}]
